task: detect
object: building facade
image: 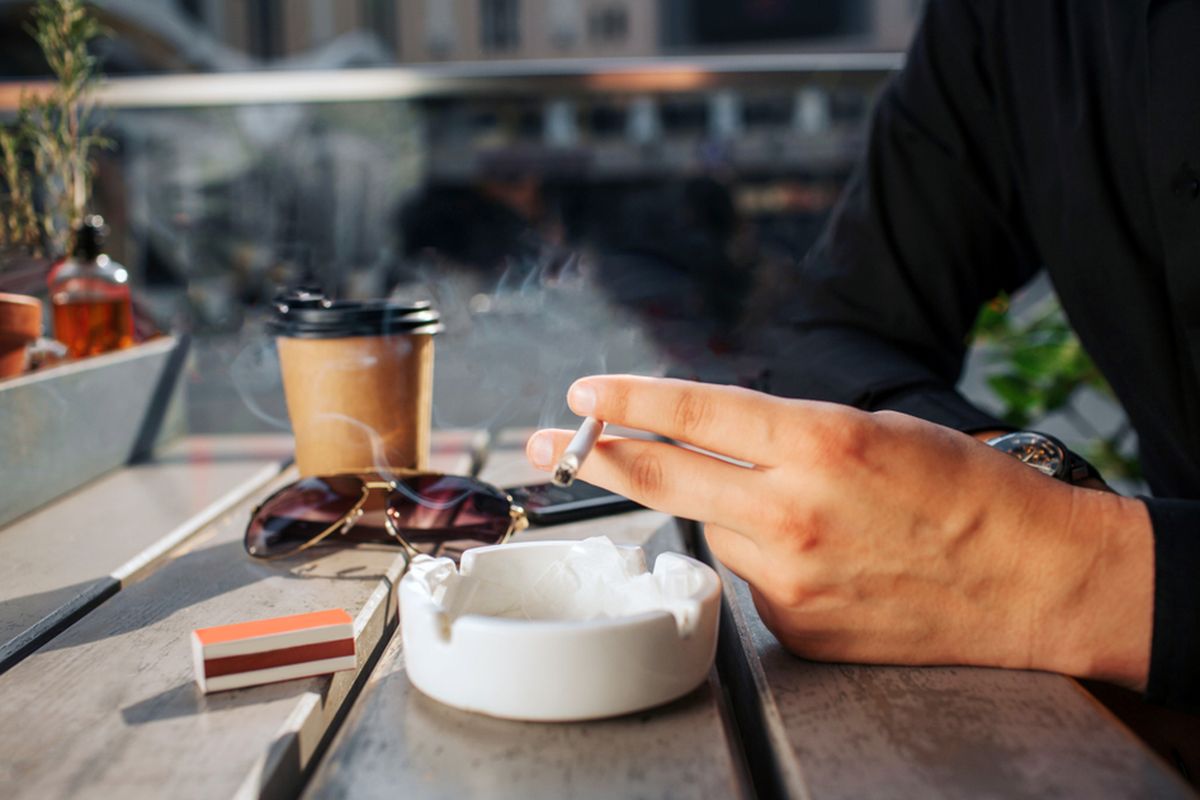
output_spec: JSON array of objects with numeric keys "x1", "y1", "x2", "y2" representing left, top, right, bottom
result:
[{"x1": 171, "y1": 0, "x2": 919, "y2": 66}]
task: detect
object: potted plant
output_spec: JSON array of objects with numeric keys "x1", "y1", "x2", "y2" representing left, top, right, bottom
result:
[
  {"x1": 0, "y1": 0, "x2": 189, "y2": 525},
  {"x1": 0, "y1": 292, "x2": 41, "y2": 378},
  {"x1": 0, "y1": 106, "x2": 44, "y2": 377},
  {"x1": 0, "y1": 0, "x2": 107, "y2": 376}
]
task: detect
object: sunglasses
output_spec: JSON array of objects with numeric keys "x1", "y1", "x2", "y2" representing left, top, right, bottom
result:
[{"x1": 244, "y1": 472, "x2": 528, "y2": 562}]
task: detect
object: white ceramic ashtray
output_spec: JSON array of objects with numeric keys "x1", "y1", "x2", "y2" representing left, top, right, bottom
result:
[{"x1": 399, "y1": 536, "x2": 721, "y2": 721}]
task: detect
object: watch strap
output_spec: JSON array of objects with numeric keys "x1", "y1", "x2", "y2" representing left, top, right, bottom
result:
[{"x1": 1065, "y1": 449, "x2": 1104, "y2": 486}]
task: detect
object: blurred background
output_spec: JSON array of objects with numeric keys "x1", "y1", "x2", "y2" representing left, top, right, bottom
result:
[{"x1": 0, "y1": 0, "x2": 1138, "y2": 485}]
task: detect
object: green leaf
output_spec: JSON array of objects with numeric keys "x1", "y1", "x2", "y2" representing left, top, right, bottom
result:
[{"x1": 973, "y1": 292, "x2": 1141, "y2": 480}]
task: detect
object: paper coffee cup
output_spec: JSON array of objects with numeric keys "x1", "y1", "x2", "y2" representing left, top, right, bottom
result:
[{"x1": 271, "y1": 295, "x2": 442, "y2": 476}]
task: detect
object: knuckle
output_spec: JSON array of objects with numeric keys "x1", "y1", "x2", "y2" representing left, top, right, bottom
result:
[
  {"x1": 870, "y1": 409, "x2": 907, "y2": 427},
  {"x1": 812, "y1": 411, "x2": 878, "y2": 468},
  {"x1": 626, "y1": 451, "x2": 665, "y2": 498},
  {"x1": 764, "y1": 571, "x2": 813, "y2": 609},
  {"x1": 768, "y1": 502, "x2": 824, "y2": 551},
  {"x1": 672, "y1": 389, "x2": 714, "y2": 436},
  {"x1": 753, "y1": 396, "x2": 791, "y2": 451},
  {"x1": 837, "y1": 414, "x2": 872, "y2": 457}
]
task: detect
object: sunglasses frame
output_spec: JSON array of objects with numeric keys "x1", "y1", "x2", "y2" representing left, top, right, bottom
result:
[{"x1": 245, "y1": 472, "x2": 529, "y2": 561}]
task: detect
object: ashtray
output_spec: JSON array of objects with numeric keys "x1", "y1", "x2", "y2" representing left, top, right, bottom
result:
[{"x1": 399, "y1": 537, "x2": 721, "y2": 721}]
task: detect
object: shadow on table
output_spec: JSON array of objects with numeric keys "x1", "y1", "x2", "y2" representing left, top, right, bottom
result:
[
  {"x1": 120, "y1": 674, "x2": 314, "y2": 726},
  {"x1": 27, "y1": 539, "x2": 388, "y2": 655},
  {"x1": 0, "y1": 577, "x2": 118, "y2": 673}
]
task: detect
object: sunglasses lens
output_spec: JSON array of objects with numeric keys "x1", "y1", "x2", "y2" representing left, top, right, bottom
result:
[
  {"x1": 245, "y1": 475, "x2": 365, "y2": 558},
  {"x1": 385, "y1": 475, "x2": 514, "y2": 560}
]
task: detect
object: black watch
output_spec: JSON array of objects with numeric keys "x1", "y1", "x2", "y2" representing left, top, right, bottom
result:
[{"x1": 985, "y1": 431, "x2": 1102, "y2": 485}]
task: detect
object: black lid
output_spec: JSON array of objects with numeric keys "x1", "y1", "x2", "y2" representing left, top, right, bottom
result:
[
  {"x1": 269, "y1": 294, "x2": 442, "y2": 339},
  {"x1": 272, "y1": 285, "x2": 328, "y2": 310},
  {"x1": 73, "y1": 215, "x2": 107, "y2": 260}
]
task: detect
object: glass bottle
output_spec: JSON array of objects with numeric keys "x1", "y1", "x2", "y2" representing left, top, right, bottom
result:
[{"x1": 48, "y1": 216, "x2": 134, "y2": 358}]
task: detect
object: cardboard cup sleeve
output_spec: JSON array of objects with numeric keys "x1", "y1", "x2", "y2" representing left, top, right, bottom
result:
[{"x1": 278, "y1": 333, "x2": 434, "y2": 476}]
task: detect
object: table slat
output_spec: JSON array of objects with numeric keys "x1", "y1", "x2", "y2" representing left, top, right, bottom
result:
[
  {"x1": 0, "y1": 434, "x2": 294, "y2": 672},
  {"x1": 302, "y1": 434, "x2": 749, "y2": 800},
  {"x1": 0, "y1": 431, "x2": 481, "y2": 799},
  {"x1": 717, "y1": 566, "x2": 1196, "y2": 799}
]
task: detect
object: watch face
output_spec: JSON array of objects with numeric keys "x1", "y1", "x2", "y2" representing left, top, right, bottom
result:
[{"x1": 988, "y1": 432, "x2": 1065, "y2": 478}]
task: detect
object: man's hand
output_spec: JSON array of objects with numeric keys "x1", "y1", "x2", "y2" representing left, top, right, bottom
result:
[{"x1": 527, "y1": 375, "x2": 1154, "y2": 689}]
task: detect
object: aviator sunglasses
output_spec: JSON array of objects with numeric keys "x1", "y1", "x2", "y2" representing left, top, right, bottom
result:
[{"x1": 244, "y1": 472, "x2": 528, "y2": 562}]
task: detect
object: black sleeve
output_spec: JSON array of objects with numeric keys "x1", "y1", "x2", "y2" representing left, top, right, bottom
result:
[
  {"x1": 758, "y1": 1, "x2": 1200, "y2": 711},
  {"x1": 1142, "y1": 499, "x2": 1200, "y2": 711},
  {"x1": 759, "y1": 0, "x2": 1040, "y2": 432}
]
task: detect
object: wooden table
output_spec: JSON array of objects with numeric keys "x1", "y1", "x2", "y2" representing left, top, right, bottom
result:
[{"x1": 0, "y1": 430, "x2": 1191, "y2": 799}]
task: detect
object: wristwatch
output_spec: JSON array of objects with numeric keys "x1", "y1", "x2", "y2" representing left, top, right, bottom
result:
[{"x1": 985, "y1": 431, "x2": 1102, "y2": 485}]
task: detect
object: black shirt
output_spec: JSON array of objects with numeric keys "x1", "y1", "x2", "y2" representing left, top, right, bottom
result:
[{"x1": 763, "y1": 0, "x2": 1200, "y2": 711}]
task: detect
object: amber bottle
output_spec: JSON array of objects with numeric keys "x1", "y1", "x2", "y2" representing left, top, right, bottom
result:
[{"x1": 48, "y1": 216, "x2": 134, "y2": 358}]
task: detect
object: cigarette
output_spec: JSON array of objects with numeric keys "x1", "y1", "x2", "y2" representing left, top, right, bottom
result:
[{"x1": 553, "y1": 416, "x2": 605, "y2": 487}]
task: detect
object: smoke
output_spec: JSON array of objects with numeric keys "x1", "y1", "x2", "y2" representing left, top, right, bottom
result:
[
  {"x1": 225, "y1": 242, "x2": 663, "y2": 459},
  {"x1": 400, "y1": 246, "x2": 665, "y2": 434},
  {"x1": 228, "y1": 336, "x2": 292, "y2": 431}
]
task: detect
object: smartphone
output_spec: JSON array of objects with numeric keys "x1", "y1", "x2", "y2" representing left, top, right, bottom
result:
[{"x1": 504, "y1": 480, "x2": 642, "y2": 525}]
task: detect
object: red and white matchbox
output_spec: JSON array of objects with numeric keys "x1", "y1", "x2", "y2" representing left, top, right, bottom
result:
[{"x1": 192, "y1": 608, "x2": 356, "y2": 693}]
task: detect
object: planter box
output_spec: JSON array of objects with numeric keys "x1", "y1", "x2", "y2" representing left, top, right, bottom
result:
[{"x1": 0, "y1": 335, "x2": 189, "y2": 528}]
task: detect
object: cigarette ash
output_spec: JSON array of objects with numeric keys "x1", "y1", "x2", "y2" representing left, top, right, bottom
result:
[{"x1": 552, "y1": 461, "x2": 576, "y2": 487}]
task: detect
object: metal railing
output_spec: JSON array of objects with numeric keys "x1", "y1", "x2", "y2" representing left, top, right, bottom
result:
[{"x1": 0, "y1": 52, "x2": 903, "y2": 111}]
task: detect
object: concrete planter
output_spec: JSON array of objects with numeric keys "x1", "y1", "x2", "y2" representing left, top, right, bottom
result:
[{"x1": 0, "y1": 335, "x2": 189, "y2": 527}]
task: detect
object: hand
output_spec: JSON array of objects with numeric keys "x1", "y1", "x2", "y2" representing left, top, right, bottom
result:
[{"x1": 527, "y1": 376, "x2": 1154, "y2": 689}]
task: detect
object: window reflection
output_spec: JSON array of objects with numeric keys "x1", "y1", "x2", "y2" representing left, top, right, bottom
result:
[
  {"x1": 1, "y1": 1, "x2": 920, "y2": 76},
  {"x1": 0, "y1": 1, "x2": 920, "y2": 433}
]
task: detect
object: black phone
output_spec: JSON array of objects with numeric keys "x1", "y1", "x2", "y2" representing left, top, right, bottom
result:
[{"x1": 504, "y1": 480, "x2": 642, "y2": 525}]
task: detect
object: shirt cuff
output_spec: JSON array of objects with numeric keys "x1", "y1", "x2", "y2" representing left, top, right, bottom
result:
[{"x1": 1141, "y1": 497, "x2": 1200, "y2": 712}]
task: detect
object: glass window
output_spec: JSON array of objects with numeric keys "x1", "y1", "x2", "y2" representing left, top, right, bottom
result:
[
  {"x1": 480, "y1": 0, "x2": 521, "y2": 53},
  {"x1": 588, "y1": 6, "x2": 629, "y2": 44},
  {"x1": 0, "y1": 1, "x2": 923, "y2": 434}
]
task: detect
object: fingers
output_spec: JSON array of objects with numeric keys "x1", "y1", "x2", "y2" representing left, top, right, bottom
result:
[
  {"x1": 749, "y1": 584, "x2": 779, "y2": 633},
  {"x1": 565, "y1": 375, "x2": 798, "y2": 467},
  {"x1": 527, "y1": 429, "x2": 764, "y2": 530},
  {"x1": 703, "y1": 523, "x2": 767, "y2": 582}
]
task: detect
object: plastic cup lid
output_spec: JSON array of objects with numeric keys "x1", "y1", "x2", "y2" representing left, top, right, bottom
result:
[{"x1": 269, "y1": 294, "x2": 443, "y2": 339}]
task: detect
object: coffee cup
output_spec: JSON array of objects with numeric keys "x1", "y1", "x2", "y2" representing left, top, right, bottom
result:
[{"x1": 271, "y1": 294, "x2": 442, "y2": 477}]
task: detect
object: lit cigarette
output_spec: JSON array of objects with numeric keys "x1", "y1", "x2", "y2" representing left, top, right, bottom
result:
[{"x1": 553, "y1": 416, "x2": 605, "y2": 487}]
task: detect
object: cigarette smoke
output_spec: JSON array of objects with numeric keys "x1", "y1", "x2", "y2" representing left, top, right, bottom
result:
[
  {"x1": 226, "y1": 242, "x2": 664, "y2": 453},
  {"x1": 395, "y1": 244, "x2": 664, "y2": 434}
]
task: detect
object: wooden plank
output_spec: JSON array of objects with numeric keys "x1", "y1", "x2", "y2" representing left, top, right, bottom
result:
[
  {"x1": 0, "y1": 431, "x2": 481, "y2": 800},
  {"x1": 0, "y1": 434, "x2": 294, "y2": 672},
  {"x1": 302, "y1": 432, "x2": 749, "y2": 800},
  {"x1": 715, "y1": 564, "x2": 1197, "y2": 800}
]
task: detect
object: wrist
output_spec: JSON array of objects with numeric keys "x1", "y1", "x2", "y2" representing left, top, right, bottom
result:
[{"x1": 1035, "y1": 489, "x2": 1153, "y2": 689}]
